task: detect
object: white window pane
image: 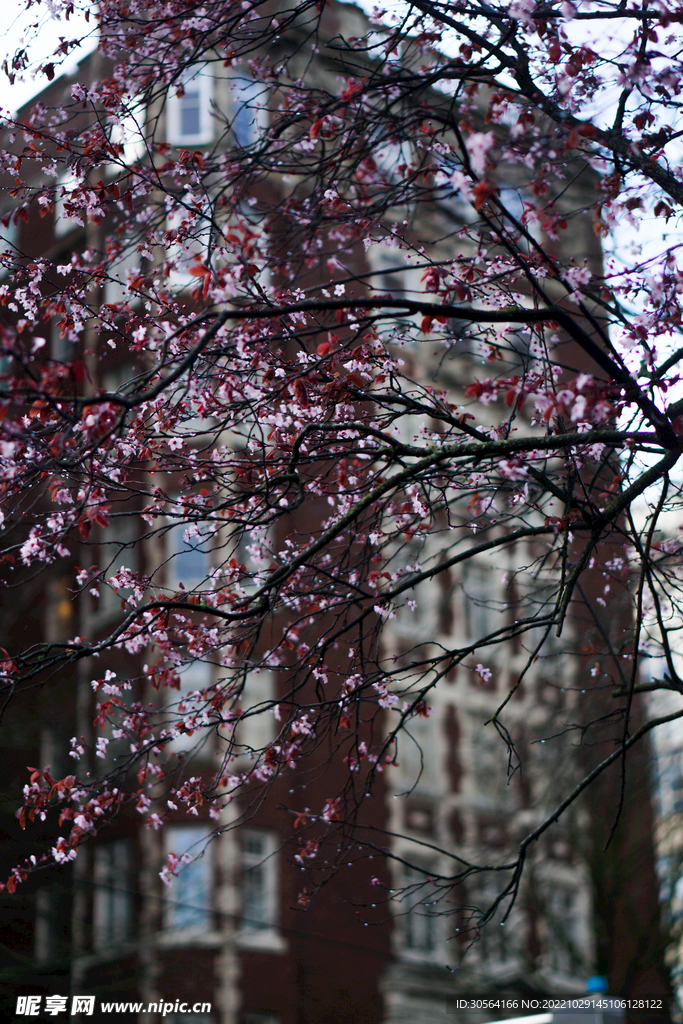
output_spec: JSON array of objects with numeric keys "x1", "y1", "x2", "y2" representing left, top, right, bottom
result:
[
  {"x1": 244, "y1": 864, "x2": 268, "y2": 927},
  {"x1": 165, "y1": 206, "x2": 213, "y2": 291},
  {"x1": 99, "y1": 513, "x2": 139, "y2": 616},
  {"x1": 467, "y1": 875, "x2": 518, "y2": 965},
  {"x1": 55, "y1": 171, "x2": 82, "y2": 237},
  {"x1": 463, "y1": 563, "x2": 495, "y2": 639},
  {"x1": 165, "y1": 522, "x2": 212, "y2": 591},
  {"x1": 241, "y1": 830, "x2": 278, "y2": 930},
  {"x1": 180, "y1": 89, "x2": 201, "y2": 138},
  {"x1": 396, "y1": 713, "x2": 437, "y2": 795},
  {"x1": 237, "y1": 671, "x2": 275, "y2": 755},
  {"x1": 103, "y1": 247, "x2": 140, "y2": 307},
  {"x1": 165, "y1": 826, "x2": 212, "y2": 930},
  {"x1": 110, "y1": 102, "x2": 146, "y2": 167},
  {"x1": 93, "y1": 840, "x2": 135, "y2": 949},
  {"x1": 403, "y1": 866, "x2": 437, "y2": 954},
  {"x1": 405, "y1": 905, "x2": 436, "y2": 952},
  {"x1": 232, "y1": 74, "x2": 261, "y2": 147},
  {"x1": 167, "y1": 71, "x2": 213, "y2": 145},
  {"x1": 0, "y1": 217, "x2": 18, "y2": 281},
  {"x1": 545, "y1": 883, "x2": 582, "y2": 974}
]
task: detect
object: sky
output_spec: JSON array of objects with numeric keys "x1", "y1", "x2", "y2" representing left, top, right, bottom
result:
[{"x1": 0, "y1": 1, "x2": 94, "y2": 116}]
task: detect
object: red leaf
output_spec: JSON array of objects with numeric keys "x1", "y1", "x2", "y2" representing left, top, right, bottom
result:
[
  {"x1": 292, "y1": 378, "x2": 309, "y2": 408},
  {"x1": 471, "y1": 180, "x2": 498, "y2": 211}
]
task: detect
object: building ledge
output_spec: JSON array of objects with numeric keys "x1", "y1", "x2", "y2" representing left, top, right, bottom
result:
[
  {"x1": 235, "y1": 928, "x2": 288, "y2": 954},
  {"x1": 72, "y1": 941, "x2": 139, "y2": 970},
  {"x1": 156, "y1": 928, "x2": 224, "y2": 948}
]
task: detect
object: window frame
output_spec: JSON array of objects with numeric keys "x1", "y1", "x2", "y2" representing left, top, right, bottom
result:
[
  {"x1": 54, "y1": 171, "x2": 82, "y2": 238},
  {"x1": 240, "y1": 828, "x2": 280, "y2": 933},
  {"x1": 163, "y1": 825, "x2": 214, "y2": 933},
  {"x1": 230, "y1": 70, "x2": 262, "y2": 148},
  {"x1": 97, "y1": 509, "x2": 140, "y2": 619},
  {"x1": 92, "y1": 839, "x2": 135, "y2": 950},
  {"x1": 164, "y1": 516, "x2": 214, "y2": 594},
  {"x1": 167, "y1": 71, "x2": 214, "y2": 146},
  {"x1": 400, "y1": 862, "x2": 440, "y2": 958}
]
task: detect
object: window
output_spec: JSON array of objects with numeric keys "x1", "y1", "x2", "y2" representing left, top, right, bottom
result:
[
  {"x1": 167, "y1": 71, "x2": 214, "y2": 145},
  {"x1": 368, "y1": 250, "x2": 423, "y2": 344},
  {"x1": 524, "y1": 577, "x2": 563, "y2": 656},
  {"x1": 110, "y1": 101, "x2": 146, "y2": 167},
  {"x1": 241, "y1": 830, "x2": 278, "y2": 931},
  {"x1": 164, "y1": 826, "x2": 213, "y2": 931},
  {"x1": 545, "y1": 882, "x2": 582, "y2": 975},
  {"x1": 165, "y1": 206, "x2": 213, "y2": 289},
  {"x1": 55, "y1": 171, "x2": 82, "y2": 237},
  {"x1": 165, "y1": 520, "x2": 212, "y2": 593},
  {"x1": 176, "y1": 657, "x2": 213, "y2": 693},
  {"x1": 162, "y1": 516, "x2": 215, "y2": 748},
  {"x1": 236, "y1": 671, "x2": 276, "y2": 756},
  {"x1": 231, "y1": 524, "x2": 272, "y2": 594},
  {"x1": 445, "y1": 316, "x2": 477, "y2": 356},
  {"x1": 231, "y1": 70, "x2": 262, "y2": 148},
  {"x1": 99, "y1": 512, "x2": 139, "y2": 617},
  {"x1": 103, "y1": 247, "x2": 141, "y2": 308},
  {"x1": 167, "y1": 654, "x2": 213, "y2": 754},
  {"x1": 467, "y1": 875, "x2": 514, "y2": 966},
  {"x1": 462, "y1": 562, "x2": 498, "y2": 642},
  {"x1": 393, "y1": 579, "x2": 436, "y2": 643},
  {"x1": 35, "y1": 888, "x2": 59, "y2": 962},
  {"x1": 374, "y1": 139, "x2": 415, "y2": 186},
  {"x1": 373, "y1": 250, "x2": 413, "y2": 300},
  {"x1": 392, "y1": 540, "x2": 437, "y2": 644},
  {"x1": 468, "y1": 714, "x2": 510, "y2": 807},
  {"x1": 396, "y1": 711, "x2": 437, "y2": 796},
  {"x1": 93, "y1": 840, "x2": 135, "y2": 949},
  {"x1": 0, "y1": 216, "x2": 18, "y2": 280},
  {"x1": 497, "y1": 185, "x2": 539, "y2": 244},
  {"x1": 49, "y1": 315, "x2": 71, "y2": 363},
  {"x1": 402, "y1": 864, "x2": 438, "y2": 955},
  {"x1": 163, "y1": 203, "x2": 215, "y2": 299}
]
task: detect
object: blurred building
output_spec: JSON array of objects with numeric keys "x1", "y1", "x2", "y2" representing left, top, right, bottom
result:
[{"x1": 0, "y1": 2, "x2": 674, "y2": 1022}]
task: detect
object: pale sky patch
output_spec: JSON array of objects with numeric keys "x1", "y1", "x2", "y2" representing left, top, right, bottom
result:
[{"x1": 0, "y1": 0, "x2": 94, "y2": 116}]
